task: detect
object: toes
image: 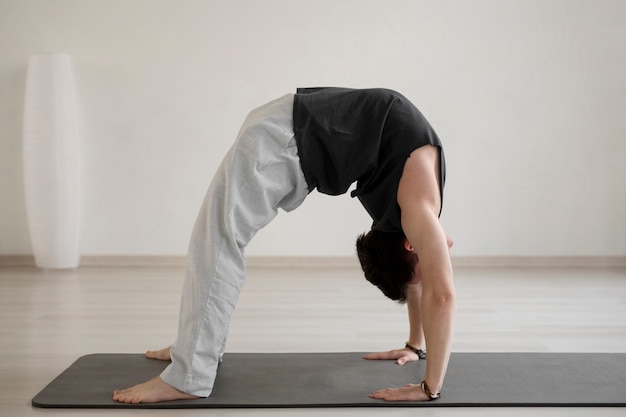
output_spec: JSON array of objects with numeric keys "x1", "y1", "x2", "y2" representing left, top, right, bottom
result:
[{"x1": 113, "y1": 388, "x2": 136, "y2": 403}]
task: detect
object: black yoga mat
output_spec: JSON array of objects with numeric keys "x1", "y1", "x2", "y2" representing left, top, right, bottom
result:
[{"x1": 32, "y1": 352, "x2": 626, "y2": 408}]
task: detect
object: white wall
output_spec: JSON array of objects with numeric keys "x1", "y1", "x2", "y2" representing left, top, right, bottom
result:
[{"x1": 1, "y1": 0, "x2": 624, "y2": 258}]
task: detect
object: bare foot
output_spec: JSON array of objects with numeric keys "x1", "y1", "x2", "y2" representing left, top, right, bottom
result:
[
  {"x1": 113, "y1": 376, "x2": 199, "y2": 404},
  {"x1": 146, "y1": 346, "x2": 171, "y2": 361}
]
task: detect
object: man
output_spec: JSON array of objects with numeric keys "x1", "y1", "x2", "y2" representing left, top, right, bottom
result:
[{"x1": 113, "y1": 87, "x2": 456, "y2": 403}]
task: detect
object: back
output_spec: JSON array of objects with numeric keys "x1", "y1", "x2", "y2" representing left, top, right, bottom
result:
[{"x1": 293, "y1": 87, "x2": 445, "y2": 232}]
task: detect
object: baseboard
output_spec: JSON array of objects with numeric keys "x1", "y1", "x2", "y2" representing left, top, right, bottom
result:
[
  {"x1": 1, "y1": 254, "x2": 625, "y2": 269},
  {"x1": 0, "y1": 255, "x2": 188, "y2": 268},
  {"x1": 451, "y1": 256, "x2": 626, "y2": 268},
  {"x1": 0, "y1": 255, "x2": 358, "y2": 269}
]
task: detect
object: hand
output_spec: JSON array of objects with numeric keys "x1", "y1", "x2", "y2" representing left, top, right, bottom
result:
[
  {"x1": 370, "y1": 383, "x2": 429, "y2": 402},
  {"x1": 363, "y1": 347, "x2": 421, "y2": 365}
]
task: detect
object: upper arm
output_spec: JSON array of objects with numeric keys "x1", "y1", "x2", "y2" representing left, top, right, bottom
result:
[
  {"x1": 397, "y1": 146, "x2": 453, "y2": 294},
  {"x1": 397, "y1": 145, "x2": 442, "y2": 216}
]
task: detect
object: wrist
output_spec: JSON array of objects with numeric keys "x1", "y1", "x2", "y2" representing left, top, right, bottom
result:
[
  {"x1": 421, "y1": 380, "x2": 441, "y2": 401},
  {"x1": 405, "y1": 342, "x2": 427, "y2": 360}
]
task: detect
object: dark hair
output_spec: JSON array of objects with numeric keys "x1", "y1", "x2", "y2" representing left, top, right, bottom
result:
[{"x1": 355, "y1": 230, "x2": 418, "y2": 303}]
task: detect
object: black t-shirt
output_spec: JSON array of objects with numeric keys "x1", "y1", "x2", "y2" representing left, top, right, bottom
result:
[{"x1": 293, "y1": 87, "x2": 445, "y2": 233}]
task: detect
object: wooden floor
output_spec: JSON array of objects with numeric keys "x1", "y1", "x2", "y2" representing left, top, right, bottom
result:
[{"x1": 1, "y1": 263, "x2": 625, "y2": 416}]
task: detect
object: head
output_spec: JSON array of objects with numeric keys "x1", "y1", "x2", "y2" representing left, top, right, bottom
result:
[{"x1": 355, "y1": 230, "x2": 418, "y2": 303}]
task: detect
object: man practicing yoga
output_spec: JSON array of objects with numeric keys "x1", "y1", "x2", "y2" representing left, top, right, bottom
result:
[{"x1": 113, "y1": 87, "x2": 456, "y2": 403}]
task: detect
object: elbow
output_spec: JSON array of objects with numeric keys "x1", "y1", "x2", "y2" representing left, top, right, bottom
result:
[
  {"x1": 426, "y1": 288, "x2": 456, "y2": 311},
  {"x1": 436, "y1": 291, "x2": 456, "y2": 310}
]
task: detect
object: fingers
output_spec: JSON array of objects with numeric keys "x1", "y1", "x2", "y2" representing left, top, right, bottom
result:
[
  {"x1": 363, "y1": 350, "x2": 399, "y2": 360},
  {"x1": 363, "y1": 349, "x2": 420, "y2": 364},
  {"x1": 369, "y1": 384, "x2": 425, "y2": 402},
  {"x1": 369, "y1": 389, "x2": 394, "y2": 400}
]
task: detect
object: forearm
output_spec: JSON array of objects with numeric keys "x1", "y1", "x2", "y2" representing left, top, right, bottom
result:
[
  {"x1": 406, "y1": 283, "x2": 425, "y2": 348},
  {"x1": 421, "y1": 281, "x2": 455, "y2": 392}
]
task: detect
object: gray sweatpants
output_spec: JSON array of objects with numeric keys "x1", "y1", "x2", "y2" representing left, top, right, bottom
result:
[{"x1": 160, "y1": 94, "x2": 310, "y2": 396}]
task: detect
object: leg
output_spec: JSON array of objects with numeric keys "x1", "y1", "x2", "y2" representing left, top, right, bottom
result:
[{"x1": 113, "y1": 94, "x2": 309, "y2": 403}]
